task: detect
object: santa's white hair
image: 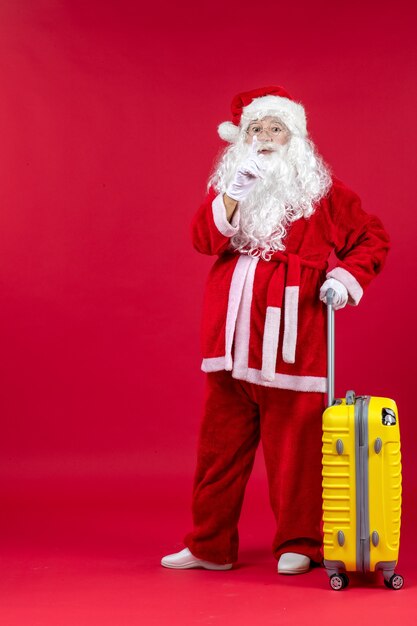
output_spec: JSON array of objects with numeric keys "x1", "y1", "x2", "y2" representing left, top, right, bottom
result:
[{"x1": 208, "y1": 117, "x2": 332, "y2": 260}]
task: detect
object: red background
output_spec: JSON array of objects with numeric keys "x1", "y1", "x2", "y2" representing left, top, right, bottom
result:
[{"x1": 0, "y1": 1, "x2": 416, "y2": 623}]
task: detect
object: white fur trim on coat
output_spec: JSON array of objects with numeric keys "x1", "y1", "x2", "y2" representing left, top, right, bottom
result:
[
  {"x1": 201, "y1": 357, "x2": 226, "y2": 372},
  {"x1": 326, "y1": 267, "x2": 363, "y2": 306},
  {"x1": 201, "y1": 358, "x2": 327, "y2": 392},
  {"x1": 236, "y1": 367, "x2": 326, "y2": 393},
  {"x1": 224, "y1": 255, "x2": 253, "y2": 370},
  {"x1": 282, "y1": 286, "x2": 299, "y2": 364},
  {"x1": 212, "y1": 194, "x2": 240, "y2": 237},
  {"x1": 233, "y1": 257, "x2": 259, "y2": 376},
  {"x1": 261, "y1": 306, "x2": 281, "y2": 381}
]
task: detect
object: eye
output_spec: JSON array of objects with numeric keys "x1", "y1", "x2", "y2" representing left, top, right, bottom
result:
[
  {"x1": 250, "y1": 126, "x2": 261, "y2": 134},
  {"x1": 271, "y1": 126, "x2": 282, "y2": 134}
]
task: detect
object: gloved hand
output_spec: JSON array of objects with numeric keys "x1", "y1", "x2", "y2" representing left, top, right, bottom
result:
[
  {"x1": 320, "y1": 278, "x2": 349, "y2": 310},
  {"x1": 226, "y1": 136, "x2": 266, "y2": 202}
]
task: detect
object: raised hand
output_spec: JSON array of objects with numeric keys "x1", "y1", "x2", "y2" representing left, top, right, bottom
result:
[{"x1": 225, "y1": 136, "x2": 266, "y2": 202}]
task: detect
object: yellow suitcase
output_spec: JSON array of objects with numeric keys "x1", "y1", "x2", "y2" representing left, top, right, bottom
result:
[{"x1": 322, "y1": 290, "x2": 403, "y2": 590}]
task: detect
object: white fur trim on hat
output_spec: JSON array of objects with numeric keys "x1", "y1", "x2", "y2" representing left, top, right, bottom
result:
[
  {"x1": 218, "y1": 94, "x2": 307, "y2": 143},
  {"x1": 242, "y1": 95, "x2": 307, "y2": 137}
]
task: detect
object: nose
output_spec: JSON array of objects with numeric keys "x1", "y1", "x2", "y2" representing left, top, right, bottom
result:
[
  {"x1": 258, "y1": 128, "x2": 272, "y2": 141},
  {"x1": 257, "y1": 130, "x2": 273, "y2": 140}
]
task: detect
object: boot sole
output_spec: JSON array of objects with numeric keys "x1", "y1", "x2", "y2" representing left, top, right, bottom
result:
[{"x1": 161, "y1": 559, "x2": 232, "y2": 571}]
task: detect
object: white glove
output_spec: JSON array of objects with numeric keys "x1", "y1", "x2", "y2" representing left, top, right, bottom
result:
[
  {"x1": 320, "y1": 278, "x2": 349, "y2": 310},
  {"x1": 226, "y1": 136, "x2": 266, "y2": 202}
]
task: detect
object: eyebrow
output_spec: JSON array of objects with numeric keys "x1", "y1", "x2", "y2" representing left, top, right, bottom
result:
[{"x1": 249, "y1": 119, "x2": 285, "y2": 126}]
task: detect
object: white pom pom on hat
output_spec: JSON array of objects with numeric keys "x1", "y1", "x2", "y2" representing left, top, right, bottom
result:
[
  {"x1": 218, "y1": 85, "x2": 307, "y2": 143},
  {"x1": 218, "y1": 121, "x2": 241, "y2": 143}
]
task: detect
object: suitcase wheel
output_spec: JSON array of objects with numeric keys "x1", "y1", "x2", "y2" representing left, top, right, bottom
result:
[
  {"x1": 384, "y1": 574, "x2": 404, "y2": 590},
  {"x1": 329, "y1": 573, "x2": 349, "y2": 590}
]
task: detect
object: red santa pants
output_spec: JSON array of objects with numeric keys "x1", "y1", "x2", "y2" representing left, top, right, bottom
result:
[{"x1": 184, "y1": 370, "x2": 326, "y2": 565}]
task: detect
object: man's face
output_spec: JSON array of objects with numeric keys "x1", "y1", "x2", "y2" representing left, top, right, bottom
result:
[{"x1": 245, "y1": 116, "x2": 290, "y2": 151}]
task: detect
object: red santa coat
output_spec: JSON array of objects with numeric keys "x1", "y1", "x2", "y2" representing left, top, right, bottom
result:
[{"x1": 191, "y1": 177, "x2": 390, "y2": 393}]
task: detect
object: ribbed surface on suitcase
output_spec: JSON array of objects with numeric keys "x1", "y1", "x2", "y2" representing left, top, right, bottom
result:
[
  {"x1": 368, "y1": 397, "x2": 401, "y2": 570},
  {"x1": 322, "y1": 402, "x2": 357, "y2": 570}
]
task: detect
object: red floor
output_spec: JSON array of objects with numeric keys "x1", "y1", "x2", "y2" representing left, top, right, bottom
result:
[{"x1": 1, "y1": 467, "x2": 416, "y2": 626}]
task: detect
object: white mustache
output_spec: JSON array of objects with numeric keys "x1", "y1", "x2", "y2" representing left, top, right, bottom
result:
[{"x1": 255, "y1": 142, "x2": 279, "y2": 153}]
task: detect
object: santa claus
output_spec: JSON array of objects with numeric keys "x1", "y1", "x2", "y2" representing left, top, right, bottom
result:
[{"x1": 161, "y1": 86, "x2": 389, "y2": 574}]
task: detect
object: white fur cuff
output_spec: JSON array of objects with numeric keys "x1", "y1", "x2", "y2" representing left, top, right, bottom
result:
[
  {"x1": 212, "y1": 194, "x2": 240, "y2": 237},
  {"x1": 326, "y1": 267, "x2": 364, "y2": 306}
]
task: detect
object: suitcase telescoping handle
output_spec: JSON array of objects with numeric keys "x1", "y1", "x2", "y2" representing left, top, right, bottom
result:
[
  {"x1": 326, "y1": 288, "x2": 356, "y2": 408},
  {"x1": 326, "y1": 288, "x2": 336, "y2": 408}
]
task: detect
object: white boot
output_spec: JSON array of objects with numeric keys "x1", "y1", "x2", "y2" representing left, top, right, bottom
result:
[
  {"x1": 161, "y1": 547, "x2": 232, "y2": 571},
  {"x1": 277, "y1": 552, "x2": 310, "y2": 574}
]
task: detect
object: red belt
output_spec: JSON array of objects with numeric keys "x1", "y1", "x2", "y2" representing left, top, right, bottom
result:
[{"x1": 261, "y1": 252, "x2": 327, "y2": 381}]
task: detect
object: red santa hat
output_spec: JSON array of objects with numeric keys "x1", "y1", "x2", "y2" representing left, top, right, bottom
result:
[{"x1": 218, "y1": 85, "x2": 307, "y2": 143}]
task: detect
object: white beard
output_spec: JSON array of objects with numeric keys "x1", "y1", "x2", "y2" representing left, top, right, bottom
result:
[{"x1": 208, "y1": 135, "x2": 332, "y2": 260}]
